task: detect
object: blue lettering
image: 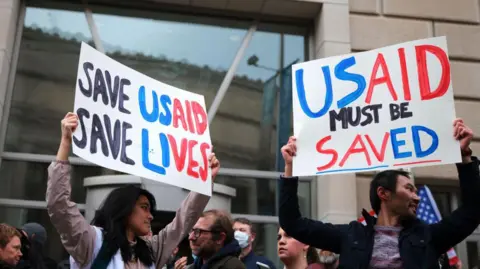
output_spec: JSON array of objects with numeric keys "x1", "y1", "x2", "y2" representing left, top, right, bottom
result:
[
  {"x1": 138, "y1": 86, "x2": 158, "y2": 122},
  {"x1": 295, "y1": 67, "x2": 333, "y2": 118},
  {"x1": 159, "y1": 94, "x2": 172, "y2": 126},
  {"x1": 334, "y1": 56, "x2": 366, "y2": 108},
  {"x1": 141, "y1": 129, "x2": 166, "y2": 175},
  {"x1": 412, "y1": 125, "x2": 438, "y2": 158},
  {"x1": 159, "y1": 132, "x2": 170, "y2": 167},
  {"x1": 390, "y1": 127, "x2": 412, "y2": 159}
]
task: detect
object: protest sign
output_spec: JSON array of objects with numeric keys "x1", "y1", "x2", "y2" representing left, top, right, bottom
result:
[
  {"x1": 292, "y1": 36, "x2": 460, "y2": 177},
  {"x1": 72, "y1": 42, "x2": 212, "y2": 196}
]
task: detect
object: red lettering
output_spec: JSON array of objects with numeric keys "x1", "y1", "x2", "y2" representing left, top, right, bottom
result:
[
  {"x1": 187, "y1": 140, "x2": 199, "y2": 178},
  {"x1": 398, "y1": 48, "x2": 411, "y2": 101},
  {"x1": 365, "y1": 53, "x2": 398, "y2": 104},
  {"x1": 365, "y1": 132, "x2": 390, "y2": 162},
  {"x1": 416, "y1": 44, "x2": 450, "y2": 100},
  {"x1": 198, "y1": 143, "x2": 211, "y2": 182},
  {"x1": 184, "y1": 100, "x2": 195, "y2": 134},
  {"x1": 316, "y1": 135, "x2": 338, "y2": 171},
  {"x1": 192, "y1": 101, "x2": 208, "y2": 135},
  {"x1": 172, "y1": 98, "x2": 188, "y2": 131},
  {"x1": 339, "y1": 134, "x2": 371, "y2": 167},
  {"x1": 167, "y1": 135, "x2": 187, "y2": 172}
]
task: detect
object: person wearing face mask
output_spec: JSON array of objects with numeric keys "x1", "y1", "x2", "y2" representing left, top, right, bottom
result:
[{"x1": 233, "y1": 218, "x2": 276, "y2": 269}]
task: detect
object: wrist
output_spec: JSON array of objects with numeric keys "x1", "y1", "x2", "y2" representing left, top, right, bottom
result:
[
  {"x1": 461, "y1": 147, "x2": 472, "y2": 157},
  {"x1": 284, "y1": 164, "x2": 292, "y2": 177},
  {"x1": 60, "y1": 136, "x2": 72, "y2": 146}
]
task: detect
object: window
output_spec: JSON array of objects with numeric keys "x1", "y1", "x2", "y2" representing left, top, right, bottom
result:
[
  {"x1": 0, "y1": 160, "x2": 121, "y2": 202},
  {"x1": 216, "y1": 175, "x2": 311, "y2": 216},
  {"x1": 5, "y1": 7, "x2": 94, "y2": 155},
  {"x1": 5, "y1": 5, "x2": 306, "y2": 171}
]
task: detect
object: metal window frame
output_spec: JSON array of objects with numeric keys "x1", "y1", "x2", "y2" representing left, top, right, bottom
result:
[
  {"x1": 1, "y1": 152, "x2": 313, "y2": 181},
  {"x1": 0, "y1": 198, "x2": 278, "y2": 223}
]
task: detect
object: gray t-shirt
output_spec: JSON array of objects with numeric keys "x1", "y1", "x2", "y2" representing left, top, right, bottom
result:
[{"x1": 369, "y1": 226, "x2": 403, "y2": 269}]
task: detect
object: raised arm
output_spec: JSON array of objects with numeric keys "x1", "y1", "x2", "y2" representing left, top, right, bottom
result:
[
  {"x1": 149, "y1": 154, "x2": 219, "y2": 268},
  {"x1": 279, "y1": 137, "x2": 346, "y2": 253},
  {"x1": 46, "y1": 113, "x2": 96, "y2": 267},
  {"x1": 430, "y1": 119, "x2": 480, "y2": 254}
]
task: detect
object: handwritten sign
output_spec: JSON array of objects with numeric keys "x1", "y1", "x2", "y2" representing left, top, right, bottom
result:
[
  {"x1": 73, "y1": 42, "x2": 212, "y2": 196},
  {"x1": 292, "y1": 36, "x2": 460, "y2": 177}
]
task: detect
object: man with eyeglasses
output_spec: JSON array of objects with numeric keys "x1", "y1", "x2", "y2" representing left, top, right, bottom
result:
[{"x1": 186, "y1": 209, "x2": 245, "y2": 269}]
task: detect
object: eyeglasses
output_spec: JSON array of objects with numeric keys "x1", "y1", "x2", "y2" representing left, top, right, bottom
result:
[{"x1": 189, "y1": 228, "x2": 216, "y2": 239}]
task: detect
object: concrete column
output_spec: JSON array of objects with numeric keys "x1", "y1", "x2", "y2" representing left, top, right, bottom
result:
[
  {"x1": 313, "y1": 1, "x2": 357, "y2": 224},
  {"x1": 0, "y1": 0, "x2": 21, "y2": 127}
]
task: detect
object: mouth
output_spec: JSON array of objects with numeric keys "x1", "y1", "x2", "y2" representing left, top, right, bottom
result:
[
  {"x1": 278, "y1": 247, "x2": 287, "y2": 253},
  {"x1": 409, "y1": 204, "x2": 418, "y2": 213}
]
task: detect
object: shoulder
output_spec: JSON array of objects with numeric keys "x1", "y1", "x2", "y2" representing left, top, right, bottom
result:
[
  {"x1": 224, "y1": 256, "x2": 245, "y2": 267},
  {"x1": 255, "y1": 255, "x2": 276, "y2": 266}
]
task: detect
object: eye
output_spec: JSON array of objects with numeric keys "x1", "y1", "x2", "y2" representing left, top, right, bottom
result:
[{"x1": 277, "y1": 235, "x2": 281, "y2": 241}]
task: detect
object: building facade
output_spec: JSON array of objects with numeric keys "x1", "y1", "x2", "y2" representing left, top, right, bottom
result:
[{"x1": 0, "y1": 0, "x2": 478, "y2": 267}]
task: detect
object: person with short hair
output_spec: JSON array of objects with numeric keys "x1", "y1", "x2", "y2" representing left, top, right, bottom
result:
[
  {"x1": 0, "y1": 223, "x2": 22, "y2": 269},
  {"x1": 233, "y1": 218, "x2": 276, "y2": 269},
  {"x1": 187, "y1": 210, "x2": 245, "y2": 269},
  {"x1": 278, "y1": 119, "x2": 480, "y2": 268}
]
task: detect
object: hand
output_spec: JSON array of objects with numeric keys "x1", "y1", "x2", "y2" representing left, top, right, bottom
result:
[
  {"x1": 453, "y1": 118, "x2": 473, "y2": 156},
  {"x1": 61, "y1": 112, "x2": 78, "y2": 142},
  {"x1": 281, "y1": 136, "x2": 297, "y2": 177},
  {"x1": 209, "y1": 153, "x2": 220, "y2": 181},
  {"x1": 281, "y1": 136, "x2": 297, "y2": 165},
  {"x1": 174, "y1": 256, "x2": 187, "y2": 269}
]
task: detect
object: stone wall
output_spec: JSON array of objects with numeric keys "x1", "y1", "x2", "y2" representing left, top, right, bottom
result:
[{"x1": 349, "y1": 0, "x2": 480, "y2": 180}]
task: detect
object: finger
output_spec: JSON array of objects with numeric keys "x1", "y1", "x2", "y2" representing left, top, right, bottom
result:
[
  {"x1": 65, "y1": 112, "x2": 76, "y2": 119},
  {"x1": 453, "y1": 118, "x2": 464, "y2": 126}
]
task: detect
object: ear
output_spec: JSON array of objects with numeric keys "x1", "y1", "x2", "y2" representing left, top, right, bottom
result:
[
  {"x1": 377, "y1": 186, "x2": 391, "y2": 202},
  {"x1": 303, "y1": 245, "x2": 310, "y2": 252},
  {"x1": 215, "y1": 232, "x2": 227, "y2": 245},
  {"x1": 250, "y1": 232, "x2": 256, "y2": 242}
]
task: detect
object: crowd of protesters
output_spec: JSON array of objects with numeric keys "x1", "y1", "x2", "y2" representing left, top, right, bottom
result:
[{"x1": 1, "y1": 115, "x2": 477, "y2": 269}]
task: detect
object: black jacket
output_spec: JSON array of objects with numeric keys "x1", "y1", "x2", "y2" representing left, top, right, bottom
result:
[
  {"x1": 187, "y1": 240, "x2": 245, "y2": 269},
  {"x1": 279, "y1": 159, "x2": 480, "y2": 269}
]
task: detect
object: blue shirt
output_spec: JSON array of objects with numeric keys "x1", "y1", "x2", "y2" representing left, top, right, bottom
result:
[{"x1": 241, "y1": 251, "x2": 277, "y2": 269}]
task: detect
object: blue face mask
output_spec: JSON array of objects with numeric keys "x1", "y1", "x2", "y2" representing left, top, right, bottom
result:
[{"x1": 234, "y1": 231, "x2": 250, "y2": 249}]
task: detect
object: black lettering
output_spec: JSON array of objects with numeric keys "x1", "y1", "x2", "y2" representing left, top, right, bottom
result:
[
  {"x1": 103, "y1": 114, "x2": 121, "y2": 160},
  {"x1": 400, "y1": 102, "x2": 413, "y2": 118},
  {"x1": 120, "y1": 121, "x2": 135, "y2": 165},
  {"x1": 90, "y1": 114, "x2": 109, "y2": 156},
  {"x1": 360, "y1": 106, "x2": 373, "y2": 126},
  {"x1": 347, "y1": 107, "x2": 361, "y2": 127},
  {"x1": 371, "y1": 104, "x2": 382, "y2": 123},
  {"x1": 105, "y1": 70, "x2": 120, "y2": 109},
  {"x1": 78, "y1": 62, "x2": 94, "y2": 97},
  {"x1": 93, "y1": 69, "x2": 108, "y2": 105},
  {"x1": 73, "y1": 108, "x2": 90, "y2": 149},
  {"x1": 119, "y1": 78, "x2": 131, "y2": 114},
  {"x1": 390, "y1": 103, "x2": 401, "y2": 121},
  {"x1": 329, "y1": 108, "x2": 348, "y2": 132}
]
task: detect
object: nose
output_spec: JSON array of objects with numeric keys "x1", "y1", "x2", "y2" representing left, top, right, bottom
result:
[
  {"x1": 413, "y1": 193, "x2": 420, "y2": 203},
  {"x1": 188, "y1": 232, "x2": 195, "y2": 241},
  {"x1": 148, "y1": 213, "x2": 153, "y2": 221}
]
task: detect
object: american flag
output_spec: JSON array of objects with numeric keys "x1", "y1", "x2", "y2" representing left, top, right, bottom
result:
[
  {"x1": 417, "y1": 186, "x2": 459, "y2": 266},
  {"x1": 357, "y1": 185, "x2": 458, "y2": 266}
]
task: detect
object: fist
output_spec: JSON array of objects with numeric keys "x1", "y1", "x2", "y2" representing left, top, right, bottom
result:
[
  {"x1": 453, "y1": 118, "x2": 473, "y2": 156},
  {"x1": 281, "y1": 136, "x2": 297, "y2": 165},
  {"x1": 209, "y1": 153, "x2": 220, "y2": 181},
  {"x1": 61, "y1": 112, "x2": 78, "y2": 140}
]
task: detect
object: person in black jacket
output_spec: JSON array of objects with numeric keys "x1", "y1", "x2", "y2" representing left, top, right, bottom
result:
[{"x1": 278, "y1": 118, "x2": 480, "y2": 269}]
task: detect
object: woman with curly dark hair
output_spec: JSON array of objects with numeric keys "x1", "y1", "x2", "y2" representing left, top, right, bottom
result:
[{"x1": 47, "y1": 113, "x2": 220, "y2": 269}]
